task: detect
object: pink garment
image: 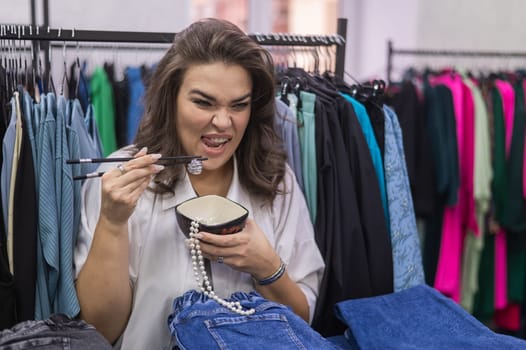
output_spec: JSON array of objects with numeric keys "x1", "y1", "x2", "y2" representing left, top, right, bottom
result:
[
  {"x1": 495, "y1": 303, "x2": 521, "y2": 331},
  {"x1": 494, "y1": 229, "x2": 508, "y2": 310},
  {"x1": 430, "y1": 73, "x2": 478, "y2": 302},
  {"x1": 494, "y1": 80, "x2": 515, "y2": 158},
  {"x1": 523, "y1": 80, "x2": 526, "y2": 199}
]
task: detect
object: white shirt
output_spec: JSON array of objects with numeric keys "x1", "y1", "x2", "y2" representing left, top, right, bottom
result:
[{"x1": 74, "y1": 151, "x2": 325, "y2": 350}]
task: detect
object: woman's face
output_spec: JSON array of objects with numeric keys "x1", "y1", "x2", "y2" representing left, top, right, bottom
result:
[{"x1": 176, "y1": 62, "x2": 252, "y2": 173}]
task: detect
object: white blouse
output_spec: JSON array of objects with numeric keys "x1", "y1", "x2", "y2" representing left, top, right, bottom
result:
[{"x1": 74, "y1": 152, "x2": 325, "y2": 350}]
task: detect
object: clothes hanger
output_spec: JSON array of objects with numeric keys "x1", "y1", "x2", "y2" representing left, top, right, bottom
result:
[{"x1": 60, "y1": 37, "x2": 70, "y2": 96}]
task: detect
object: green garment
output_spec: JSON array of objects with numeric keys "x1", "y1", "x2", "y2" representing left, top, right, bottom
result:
[
  {"x1": 505, "y1": 82, "x2": 526, "y2": 304},
  {"x1": 500, "y1": 82, "x2": 526, "y2": 233},
  {"x1": 459, "y1": 75, "x2": 491, "y2": 313},
  {"x1": 473, "y1": 86, "x2": 505, "y2": 320},
  {"x1": 90, "y1": 67, "x2": 117, "y2": 156},
  {"x1": 491, "y1": 88, "x2": 507, "y2": 226},
  {"x1": 297, "y1": 91, "x2": 317, "y2": 223},
  {"x1": 473, "y1": 233, "x2": 495, "y2": 320}
]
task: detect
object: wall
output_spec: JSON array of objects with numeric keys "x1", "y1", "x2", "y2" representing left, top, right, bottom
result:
[
  {"x1": 3, "y1": 0, "x2": 526, "y2": 82},
  {"x1": 340, "y1": 0, "x2": 526, "y2": 82}
]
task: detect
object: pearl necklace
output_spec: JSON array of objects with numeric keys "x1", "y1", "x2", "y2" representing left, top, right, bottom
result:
[{"x1": 189, "y1": 220, "x2": 255, "y2": 316}]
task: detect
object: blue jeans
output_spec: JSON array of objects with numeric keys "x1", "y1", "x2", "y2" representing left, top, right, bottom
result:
[
  {"x1": 0, "y1": 313, "x2": 111, "y2": 349},
  {"x1": 334, "y1": 284, "x2": 526, "y2": 350},
  {"x1": 168, "y1": 290, "x2": 338, "y2": 350}
]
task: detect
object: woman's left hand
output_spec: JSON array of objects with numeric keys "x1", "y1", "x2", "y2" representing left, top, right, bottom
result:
[{"x1": 195, "y1": 219, "x2": 281, "y2": 280}]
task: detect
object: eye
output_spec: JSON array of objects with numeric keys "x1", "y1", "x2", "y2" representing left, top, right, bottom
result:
[
  {"x1": 192, "y1": 99, "x2": 213, "y2": 108},
  {"x1": 231, "y1": 102, "x2": 250, "y2": 111}
]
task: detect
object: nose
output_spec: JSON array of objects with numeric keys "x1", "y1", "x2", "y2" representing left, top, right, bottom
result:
[{"x1": 211, "y1": 109, "x2": 232, "y2": 129}]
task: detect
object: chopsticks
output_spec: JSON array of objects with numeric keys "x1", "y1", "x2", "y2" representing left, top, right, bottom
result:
[
  {"x1": 69, "y1": 155, "x2": 207, "y2": 180},
  {"x1": 66, "y1": 155, "x2": 204, "y2": 164}
]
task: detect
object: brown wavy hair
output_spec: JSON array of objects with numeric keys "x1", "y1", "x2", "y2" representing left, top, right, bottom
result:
[{"x1": 134, "y1": 18, "x2": 286, "y2": 204}]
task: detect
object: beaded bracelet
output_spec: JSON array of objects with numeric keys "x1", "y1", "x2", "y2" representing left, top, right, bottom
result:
[{"x1": 253, "y1": 259, "x2": 287, "y2": 286}]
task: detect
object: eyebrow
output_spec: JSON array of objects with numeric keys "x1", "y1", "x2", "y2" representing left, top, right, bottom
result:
[{"x1": 188, "y1": 89, "x2": 252, "y2": 103}]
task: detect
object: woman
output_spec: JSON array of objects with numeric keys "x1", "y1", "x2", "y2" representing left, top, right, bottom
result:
[{"x1": 74, "y1": 18, "x2": 325, "y2": 349}]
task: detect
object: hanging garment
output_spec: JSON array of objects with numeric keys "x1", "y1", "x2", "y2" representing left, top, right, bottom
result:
[
  {"x1": 84, "y1": 104, "x2": 104, "y2": 159},
  {"x1": 1, "y1": 98, "x2": 17, "y2": 265},
  {"x1": 494, "y1": 81, "x2": 526, "y2": 332},
  {"x1": 431, "y1": 73, "x2": 478, "y2": 303},
  {"x1": 297, "y1": 91, "x2": 317, "y2": 222},
  {"x1": 54, "y1": 95, "x2": 79, "y2": 317},
  {"x1": 311, "y1": 83, "x2": 392, "y2": 337},
  {"x1": 69, "y1": 99, "x2": 100, "y2": 175},
  {"x1": 341, "y1": 94, "x2": 389, "y2": 227},
  {"x1": 0, "y1": 230, "x2": 15, "y2": 329},
  {"x1": 104, "y1": 63, "x2": 129, "y2": 149},
  {"x1": 275, "y1": 99, "x2": 304, "y2": 192},
  {"x1": 459, "y1": 75, "x2": 492, "y2": 313},
  {"x1": 498, "y1": 81, "x2": 526, "y2": 233},
  {"x1": 421, "y1": 83, "x2": 458, "y2": 285},
  {"x1": 35, "y1": 93, "x2": 59, "y2": 320},
  {"x1": 90, "y1": 67, "x2": 118, "y2": 156},
  {"x1": 383, "y1": 105, "x2": 425, "y2": 291},
  {"x1": 77, "y1": 61, "x2": 91, "y2": 112},
  {"x1": 7, "y1": 92, "x2": 24, "y2": 279},
  {"x1": 125, "y1": 66, "x2": 146, "y2": 144},
  {"x1": 384, "y1": 81, "x2": 435, "y2": 219},
  {"x1": 12, "y1": 90, "x2": 38, "y2": 322}
]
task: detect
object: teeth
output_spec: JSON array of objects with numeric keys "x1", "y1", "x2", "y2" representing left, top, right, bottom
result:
[{"x1": 209, "y1": 138, "x2": 228, "y2": 143}]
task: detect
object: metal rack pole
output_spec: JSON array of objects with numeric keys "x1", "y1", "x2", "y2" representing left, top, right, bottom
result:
[
  {"x1": 335, "y1": 17, "x2": 347, "y2": 79},
  {"x1": 387, "y1": 40, "x2": 526, "y2": 83}
]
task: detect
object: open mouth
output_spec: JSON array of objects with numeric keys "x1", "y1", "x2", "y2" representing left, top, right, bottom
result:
[{"x1": 201, "y1": 136, "x2": 230, "y2": 148}]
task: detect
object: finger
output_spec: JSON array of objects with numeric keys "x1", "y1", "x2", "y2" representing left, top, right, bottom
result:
[
  {"x1": 104, "y1": 175, "x2": 151, "y2": 212},
  {"x1": 119, "y1": 174, "x2": 152, "y2": 201},
  {"x1": 101, "y1": 169, "x2": 155, "y2": 205},
  {"x1": 110, "y1": 162, "x2": 164, "y2": 184},
  {"x1": 195, "y1": 231, "x2": 246, "y2": 248},
  {"x1": 134, "y1": 146, "x2": 148, "y2": 158},
  {"x1": 119, "y1": 154, "x2": 163, "y2": 176},
  {"x1": 199, "y1": 241, "x2": 239, "y2": 259},
  {"x1": 127, "y1": 175, "x2": 153, "y2": 198},
  {"x1": 200, "y1": 252, "x2": 228, "y2": 265}
]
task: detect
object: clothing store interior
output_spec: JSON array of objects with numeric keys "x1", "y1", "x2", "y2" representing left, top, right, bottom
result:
[{"x1": 2, "y1": 0, "x2": 526, "y2": 349}]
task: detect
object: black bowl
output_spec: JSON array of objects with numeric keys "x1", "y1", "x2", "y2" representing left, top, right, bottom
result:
[{"x1": 175, "y1": 195, "x2": 249, "y2": 237}]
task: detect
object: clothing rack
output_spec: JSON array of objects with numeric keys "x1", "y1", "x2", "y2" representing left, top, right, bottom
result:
[
  {"x1": 386, "y1": 39, "x2": 526, "y2": 84},
  {"x1": 0, "y1": 18, "x2": 347, "y2": 79}
]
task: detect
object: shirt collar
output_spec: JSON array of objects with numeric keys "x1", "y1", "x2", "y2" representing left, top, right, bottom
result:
[{"x1": 161, "y1": 157, "x2": 249, "y2": 212}]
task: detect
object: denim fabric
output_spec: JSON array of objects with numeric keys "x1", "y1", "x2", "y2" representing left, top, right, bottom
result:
[
  {"x1": 326, "y1": 335, "x2": 356, "y2": 350},
  {"x1": 0, "y1": 314, "x2": 112, "y2": 349},
  {"x1": 168, "y1": 290, "x2": 336, "y2": 350},
  {"x1": 334, "y1": 284, "x2": 526, "y2": 350}
]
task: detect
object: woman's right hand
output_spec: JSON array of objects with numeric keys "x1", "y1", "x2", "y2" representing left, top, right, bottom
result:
[{"x1": 99, "y1": 147, "x2": 164, "y2": 227}]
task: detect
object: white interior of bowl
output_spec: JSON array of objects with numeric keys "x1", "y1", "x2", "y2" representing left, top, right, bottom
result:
[{"x1": 177, "y1": 195, "x2": 247, "y2": 225}]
